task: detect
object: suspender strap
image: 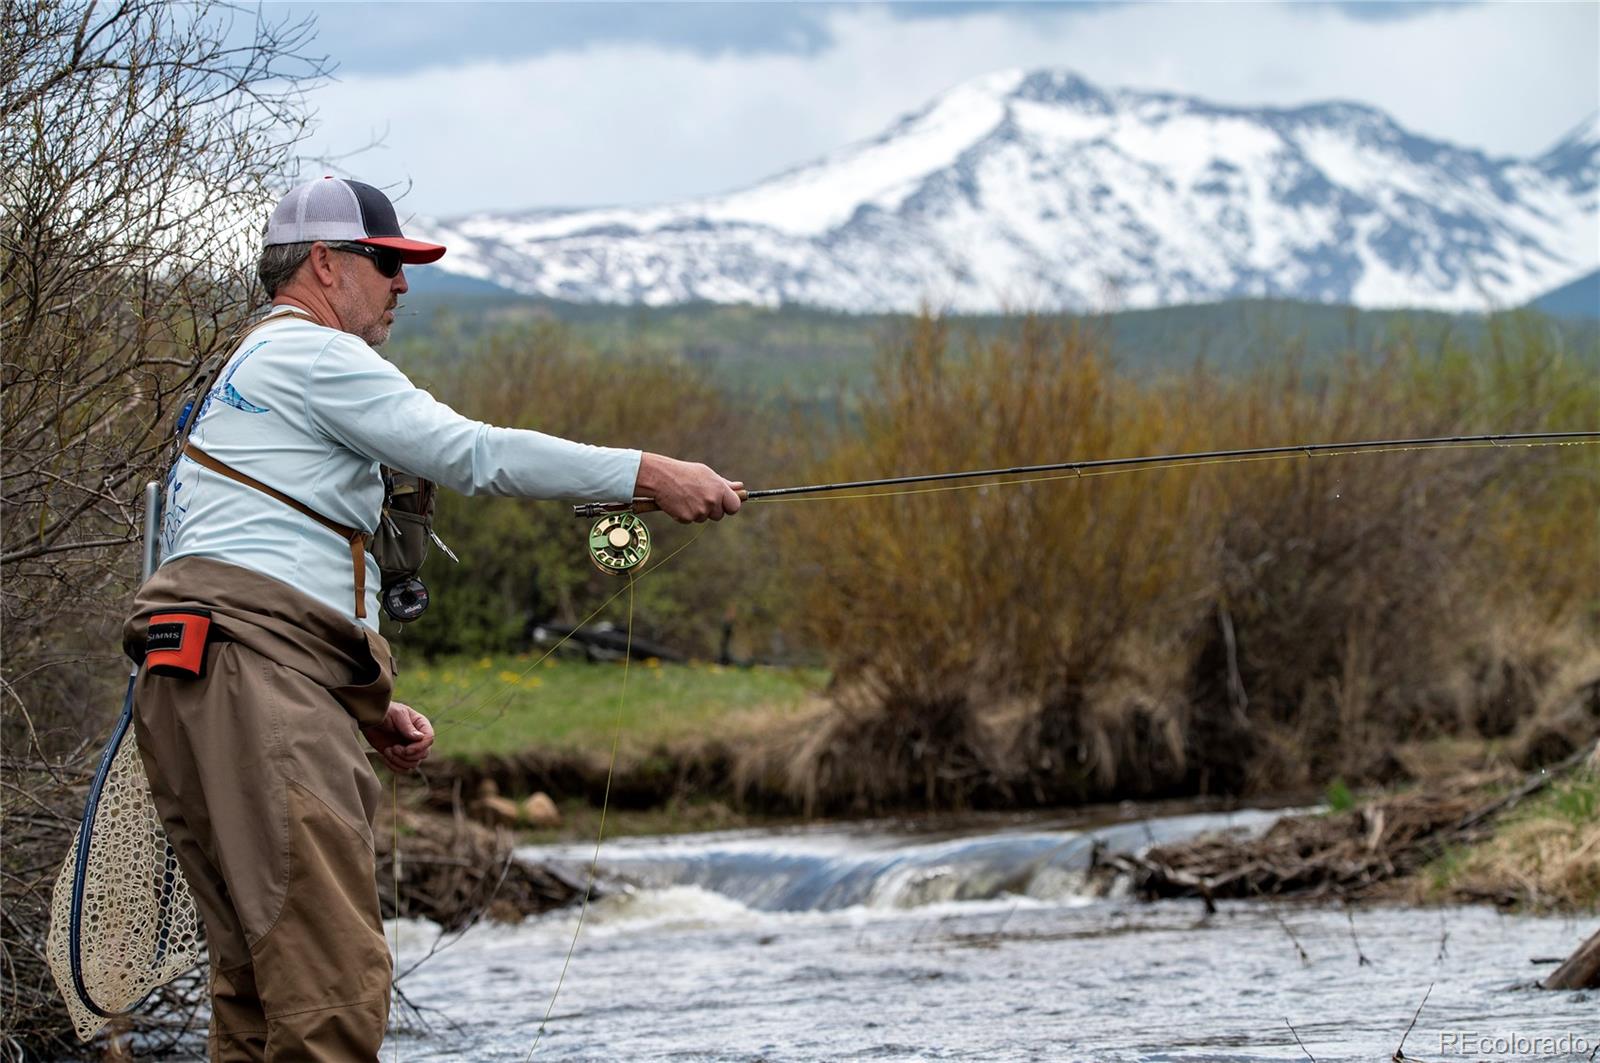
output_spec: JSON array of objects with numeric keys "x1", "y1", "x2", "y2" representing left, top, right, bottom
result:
[{"x1": 181, "y1": 442, "x2": 369, "y2": 619}]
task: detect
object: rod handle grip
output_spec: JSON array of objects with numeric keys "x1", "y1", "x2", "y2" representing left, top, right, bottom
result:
[
  {"x1": 631, "y1": 488, "x2": 749, "y2": 515},
  {"x1": 573, "y1": 490, "x2": 749, "y2": 519}
]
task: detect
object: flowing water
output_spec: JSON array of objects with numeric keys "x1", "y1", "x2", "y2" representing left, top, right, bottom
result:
[{"x1": 385, "y1": 804, "x2": 1597, "y2": 1061}]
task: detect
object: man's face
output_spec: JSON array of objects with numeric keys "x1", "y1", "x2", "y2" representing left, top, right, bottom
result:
[{"x1": 326, "y1": 244, "x2": 407, "y2": 347}]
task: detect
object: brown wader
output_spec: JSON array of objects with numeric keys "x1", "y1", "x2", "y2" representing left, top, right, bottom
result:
[{"x1": 125, "y1": 556, "x2": 395, "y2": 1062}]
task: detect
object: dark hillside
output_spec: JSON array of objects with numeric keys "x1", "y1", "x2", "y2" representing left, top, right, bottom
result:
[
  {"x1": 1529, "y1": 269, "x2": 1600, "y2": 321},
  {"x1": 389, "y1": 293, "x2": 1600, "y2": 397}
]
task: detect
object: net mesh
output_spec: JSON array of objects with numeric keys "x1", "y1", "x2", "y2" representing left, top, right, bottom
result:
[{"x1": 46, "y1": 715, "x2": 203, "y2": 1042}]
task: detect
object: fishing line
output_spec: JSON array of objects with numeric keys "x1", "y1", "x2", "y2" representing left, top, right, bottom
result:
[
  {"x1": 392, "y1": 777, "x2": 401, "y2": 1063},
  {"x1": 384, "y1": 530, "x2": 706, "y2": 1057},
  {"x1": 526, "y1": 573, "x2": 635, "y2": 1061},
  {"x1": 427, "y1": 582, "x2": 633, "y2": 734}
]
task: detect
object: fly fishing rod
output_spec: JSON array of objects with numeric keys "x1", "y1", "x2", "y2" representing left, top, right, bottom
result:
[{"x1": 574, "y1": 431, "x2": 1600, "y2": 573}]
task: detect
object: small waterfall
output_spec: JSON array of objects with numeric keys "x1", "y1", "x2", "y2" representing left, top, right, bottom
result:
[{"x1": 522, "y1": 807, "x2": 1284, "y2": 913}]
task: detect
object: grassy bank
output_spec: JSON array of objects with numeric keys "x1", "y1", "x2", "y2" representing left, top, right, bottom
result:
[
  {"x1": 402, "y1": 657, "x2": 826, "y2": 760},
  {"x1": 390, "y1": 653, "x2": 1599, "y2": 914},
  {"x1": 1412, "y1": 766, "x2": 1600, "y2": 911}
]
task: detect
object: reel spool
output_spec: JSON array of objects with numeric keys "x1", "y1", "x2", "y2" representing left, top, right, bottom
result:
[
  {"x1": 588, "y1": 513, "x2": 651, "y2": 575},
  {"x1": 381, "y1": 577, "x2": 430, "y2": 623}
]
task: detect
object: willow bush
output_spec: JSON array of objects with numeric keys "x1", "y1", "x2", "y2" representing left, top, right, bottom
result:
[{"x1": 774, "y1": 313, "x2": 1600, "y2": 813}]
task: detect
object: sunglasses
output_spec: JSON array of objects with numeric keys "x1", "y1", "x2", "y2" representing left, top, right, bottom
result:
[{"x1": 328, "y1": 241, "x2": 403, "y2": 279}]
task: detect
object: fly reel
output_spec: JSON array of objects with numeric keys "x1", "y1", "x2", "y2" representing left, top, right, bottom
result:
[{"x1": 588, "y1": 512, "x2": 651, "y2": 575}]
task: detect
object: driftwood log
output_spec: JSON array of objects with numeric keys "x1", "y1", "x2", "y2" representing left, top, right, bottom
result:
[
  {"x1": 1111, "y1": 786, "x2": 1487, "y2": 905},
  {"x1": 1543, "y1": 929, "x2": 1600, "y2": 991}
]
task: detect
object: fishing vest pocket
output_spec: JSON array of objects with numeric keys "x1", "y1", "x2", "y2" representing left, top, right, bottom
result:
[
  {"x1": 371, "y1": 474, "x2": 434, "y2": 588},
  {"x1": 371, "y1": 471, "x2": 454, "y2": 623},
  {"x1": 144, "y1": 609, "x2": 213, "y2": 678}
]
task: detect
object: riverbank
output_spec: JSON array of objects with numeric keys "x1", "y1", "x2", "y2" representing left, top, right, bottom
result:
[{"x1": 394, "y1": 658, "x2": 1600, "y2": 914}]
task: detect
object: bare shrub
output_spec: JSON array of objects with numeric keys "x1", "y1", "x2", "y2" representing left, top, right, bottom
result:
[
  {"x1": 1199, "y1": 343, "x2": 1600, "y2": 792},
  {"x1": 1, "y1": 2, "x2": 325, "y2": 1055}
]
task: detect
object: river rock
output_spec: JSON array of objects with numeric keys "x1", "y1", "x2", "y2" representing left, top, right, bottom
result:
[
  {"x1": 521, "y1": 792, "x2": 561, "y2": 828},
  {"x1": 472, "y1": 779, "x2": 523, "y2": 828}
]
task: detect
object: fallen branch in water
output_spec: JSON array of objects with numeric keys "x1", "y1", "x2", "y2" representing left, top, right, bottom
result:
[
  {"x1": 1391, "y1": 982, "x2": 1432, "y2": 1061},
  {"x1": 1542, "y1": 928, "x2": 1600, "y2": 991}
]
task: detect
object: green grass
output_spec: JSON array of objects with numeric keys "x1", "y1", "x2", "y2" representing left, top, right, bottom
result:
[
  {"x1": 1549, "y1": 773, "x2": 1600, "y2": 826},
  {"x1": 399, "y1": 656, "x2": 827, "y2": 761},
  {"x1": 517, "y1": 797, "x2": 774, "y2": 845},
  {"x1": 1323, "y1": 777, "x2": 1355, "y2": 813}
]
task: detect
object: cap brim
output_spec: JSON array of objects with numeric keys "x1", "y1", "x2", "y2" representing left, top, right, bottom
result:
[{"x1": 361, "y1": 237, "x2": 446, "y2": 264}]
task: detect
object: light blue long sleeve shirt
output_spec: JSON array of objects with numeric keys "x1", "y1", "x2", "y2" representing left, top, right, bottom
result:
[{"x1": 161, "y1": 306, "x2": 641, "y2": 627}]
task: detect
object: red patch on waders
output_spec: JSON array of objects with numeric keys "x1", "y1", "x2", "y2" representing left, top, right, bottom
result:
[{"x1": 144, "y1": 609, "x2": 213, "y2": 678}]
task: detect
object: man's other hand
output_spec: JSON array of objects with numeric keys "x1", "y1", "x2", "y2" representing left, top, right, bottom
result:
[
  {"x1": 636, "y1": 453, "x2": 743, "y2": 523},
  {"x1": 362, "y1": 701, "x2": 435, "y2": 773}
]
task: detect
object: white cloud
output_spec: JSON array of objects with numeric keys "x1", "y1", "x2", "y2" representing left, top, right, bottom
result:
[{"x1": 299, "y1": 3, "x2": 1599, "y2": 219}]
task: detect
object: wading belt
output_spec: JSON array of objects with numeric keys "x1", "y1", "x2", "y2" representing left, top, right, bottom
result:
[{"x1": 181, "y1": 442, "x2": 370, "y2": 619}]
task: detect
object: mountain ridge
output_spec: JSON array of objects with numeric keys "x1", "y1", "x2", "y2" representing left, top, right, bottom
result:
[{"x1": 415, "y1": 69, "x2": 1598, "y2": 314}]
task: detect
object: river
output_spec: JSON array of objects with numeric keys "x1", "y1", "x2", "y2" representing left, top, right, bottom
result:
[{"x1": 384, "y1": 804, "x2": 1597, "y2": 1061}]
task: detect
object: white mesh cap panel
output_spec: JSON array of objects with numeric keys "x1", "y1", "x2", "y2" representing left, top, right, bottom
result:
[{"x1": 264, "y1": 178, "x2": 368, "y2": 245}]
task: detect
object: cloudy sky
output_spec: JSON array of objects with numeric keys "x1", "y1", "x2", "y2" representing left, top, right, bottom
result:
[{"x1": 256, "y1": 1, "x2": 1599, "y2": 220}]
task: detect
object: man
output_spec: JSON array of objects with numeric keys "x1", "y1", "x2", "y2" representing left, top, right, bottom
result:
[{"x1": 125, "y1": 176, "x2": 741, "y2": 1061}]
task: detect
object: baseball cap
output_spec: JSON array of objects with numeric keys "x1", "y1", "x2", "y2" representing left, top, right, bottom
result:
[{"x1": 264, "y1": 177, "x2": 446, "y2": 264}]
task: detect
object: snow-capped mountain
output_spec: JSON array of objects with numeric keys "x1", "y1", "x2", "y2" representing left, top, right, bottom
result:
[{"x1": 417, "y1": 70, "x2": 1599, "y2": 313}]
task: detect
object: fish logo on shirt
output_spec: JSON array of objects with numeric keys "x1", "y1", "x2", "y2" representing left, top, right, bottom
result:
[
  {"x1": 195, "y1": 341, "x2": 272, "y2": 423},
  {"x1": 160, "y1": 469, "x2": 190, "y2": 554}
]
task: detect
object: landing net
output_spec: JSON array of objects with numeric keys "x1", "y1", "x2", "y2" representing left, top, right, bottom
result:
[{"x1": 46, "y1": 679, "x2": 204, "y2": 1042}]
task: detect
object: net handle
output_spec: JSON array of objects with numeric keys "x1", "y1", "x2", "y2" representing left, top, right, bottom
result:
[{"x1": 67, "y1": 482, "x2": 165, "y2": 1016}]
